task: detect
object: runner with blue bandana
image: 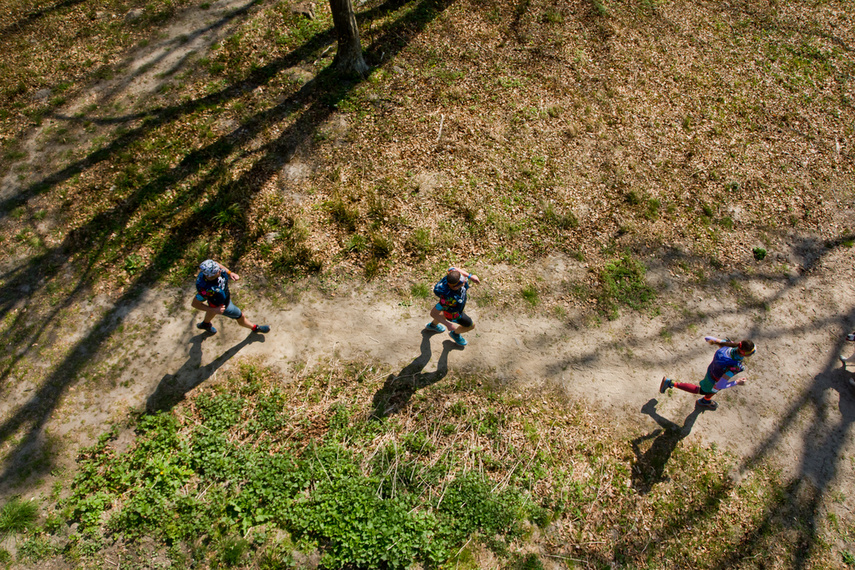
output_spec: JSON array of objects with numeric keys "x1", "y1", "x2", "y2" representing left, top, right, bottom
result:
[{"x1": 192, "y1": 259, "x2": 270, "y2": 335}]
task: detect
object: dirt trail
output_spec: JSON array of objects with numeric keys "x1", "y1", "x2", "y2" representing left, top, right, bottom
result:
[{"x1": 32, "y1": 245, "x2": 852, "y2": 519}]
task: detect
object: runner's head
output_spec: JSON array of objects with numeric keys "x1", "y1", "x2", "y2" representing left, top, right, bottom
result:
[
  {"x1": 199, "y1": 259, "x2": 221, "y2": 280},
  {"x1": 737, "y1": 340, "x2": 755, "y2": 358},
  {"x1": 447, "y1": 270, "x2": 462, "y2": 288}
]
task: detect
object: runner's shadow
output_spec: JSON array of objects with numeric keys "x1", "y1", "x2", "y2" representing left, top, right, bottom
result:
[
  {"x1": 832, "y1": 362, "x2": 855, "y2": 420},
  {"x1": 371, "y1": 330, "x2": 462, "y2": 418},
  {"x1": 145, "y1": 332, "x2": 264, "y2": 413},
  {"x1": 631, "y1": 398, "x2": 701, "y2": 495}
]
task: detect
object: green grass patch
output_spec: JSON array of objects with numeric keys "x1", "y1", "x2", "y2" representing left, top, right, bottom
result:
[
  {"x1": 521, "y1": 283, "x2": 540, "y2": 306},
  {"x1": 411, "y1": 282, "x2": 431, "y2": 298},
  {"x1": 38, "y1": 360, "x2": 828, "y2": 567},
  {"x1": 0, "y1": 497, "x2": 39, "y2": 536},
  {"x1": 405, "y1": 227, "x2": 433, "y2": 261},
  {"x1": 542, "y1": 202, "x2": 578, "y2": 230},
  {"x1": 59, "y1": 364, "x2": 552, "y2": 568},
  {"x1": 596, "y1": 253, "x2": 656, "y2": 319}
]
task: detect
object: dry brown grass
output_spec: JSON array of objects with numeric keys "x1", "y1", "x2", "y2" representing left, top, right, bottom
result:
[{"x1": 0, "y1": 0, "x2": 852, "y2": 306}]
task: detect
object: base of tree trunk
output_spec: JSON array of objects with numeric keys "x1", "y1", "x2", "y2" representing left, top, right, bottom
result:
[{"x1": 333, "y1": 52, "x2": 369, "y2": 78}]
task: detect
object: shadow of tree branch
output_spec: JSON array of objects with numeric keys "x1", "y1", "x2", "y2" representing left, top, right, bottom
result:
[{"x1": 0, "y1": 0, "x2": 456, "y2": 492}]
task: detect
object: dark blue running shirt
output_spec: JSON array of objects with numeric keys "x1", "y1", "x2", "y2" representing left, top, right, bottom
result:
[
  {"x1": 195, "y1": 271, "x2": 230, "y2": 307},
  {"x1": 434, "y1": 276, "x2": 469, "y2": 314}
]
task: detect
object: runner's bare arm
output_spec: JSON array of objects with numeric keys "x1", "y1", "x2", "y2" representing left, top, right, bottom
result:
[
  {"x1": 449, "y1": 267, "x2": 480, "y2": 284},
  {"x1": 191, "y1": 299, "x2": 226, "y2": 314},
  {"x1": 217, "y1": 263, "x2": 239, "y2": 280}
]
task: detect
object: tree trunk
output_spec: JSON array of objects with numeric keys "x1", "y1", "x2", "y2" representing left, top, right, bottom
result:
[{"x1": 328, "y1": 0, "x2": 369, "y2": 77}]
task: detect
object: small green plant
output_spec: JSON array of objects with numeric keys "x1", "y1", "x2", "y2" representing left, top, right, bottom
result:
[
  {"x1": 543, "y1": 203, "x2": 578, "y2": 230},
  {"x1": 522, "y1": 284, "x2": 539, "y2": 306},
  {"x1": 219, "y1": 536, "x2": 249, "y2": 566},
  {"x1": 645, "y1": 198, "x2": 661, "y2": 221},
  {"x1": 753, "y1": 247, "x2": 767, "y2": 261},
  {"x1": 273, "y1": 246, "x2": 321, "y2": 276},
  {"x1": 343, "y1": 234, "x2": 367, "y2": 253},
  {"x1": 542, "y1": 9, "x2": 563, "y2": 24},
  {"x1": 597, "y1": 254, "x2": 656, "y2": 319},
  {"x1": 370, "y1": 233, "x2": 393, "y2": 259},
  {"x1": 411, "y1": 283, "x2": 430, "y2": 298},
  {"x1": 327, "y1": 198, "x2": 359, "y2": 232},
  {"x1": 0, "y1": 497, "x2": 39, "y2": 535},
  {"x1": 213, "y1": 203, "x2": 244, "y2": 229},
  {"x1": 3, "y1": 149, "x2": 26, "y2": 161},
  {"x1": 18, "y1": 535, "x2": 57, "y2": 561},
  {"x1": 367, "y1": 191, "x2": 389, "y2": 221},
  {"x1": 842, "y1": 550, "x2": 855, "y2": 566},
  {"x1": 364, "y1": 257, "x2": 382, "y2": 279},
  {"x1": 123, "y1": 254, "x2": 144, "y2": 275},
  {"x1": 511, "y1": 553, "x2": 545, "y2": 570},
  {"x1": 406, "y1": 228, "x2": 432, "y2": 261}
]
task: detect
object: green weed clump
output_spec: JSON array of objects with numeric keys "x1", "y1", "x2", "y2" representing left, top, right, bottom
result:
[
  {"x1": 406, "y1": 227, "x2": 433, "y2": 261},
  {"x1": 411, "y1": 282, "x2": 431, "y2": 298},
  {"x1": 596, "y1": 253, "x2": 656, "y2": 319},
  {"x1": 326, "y1": 197, "x2": 360, "y2": 232},
  {"x1": 542, "y1": 203, "x2": 578, "y2": 230},
  {"x1": 0, "y1": 497, "x2": 39, "y2": 536},
  {"x1": 522, "y1": 283, "x2": 540, "y2": 306},
  {"x1": 60, "y1": 365, "x2": 552, "y2": 568}
]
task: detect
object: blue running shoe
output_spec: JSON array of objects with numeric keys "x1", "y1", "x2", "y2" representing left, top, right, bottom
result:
[
  {"x1": 449, "y1": 331, "x2": 467, "y2": 346},
  {"x1": 425, "y1": 322, "x2": 446, "y2": 333},
  {"x1": 197, "y1": 322, "x2": 216, "y2": 334}
]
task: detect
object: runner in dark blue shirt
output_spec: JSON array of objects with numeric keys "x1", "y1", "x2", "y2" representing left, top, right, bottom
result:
[
  {"x1": 192, "y1": 259, "x2": 270, "y2": 335},
  {"x1": 425, "y1": 267, "x2": 481, "y2": 346}
]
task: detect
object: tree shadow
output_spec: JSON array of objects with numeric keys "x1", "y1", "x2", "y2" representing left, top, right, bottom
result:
[
  {"x1": 606, "y1": 334, "x2": 855, "y2": 569},
  {"x1": 0, "y1": 0, "x2": 456, "y2": 493},
  {"x1": 371, "y1": 330, "x2": 462, "y2": 418},
  {"x1": 0, "y1": 0, "x2": 88, "y2": 40},
  {"x1": 707, "y1": 358, "x2": 855, "y2": 570},
  {"x1": 631, "y1": 398, "x2": 702, "y2": 495},
  {"x1": 145, "y1": 331, "x2": 264, "y2": 414}
]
